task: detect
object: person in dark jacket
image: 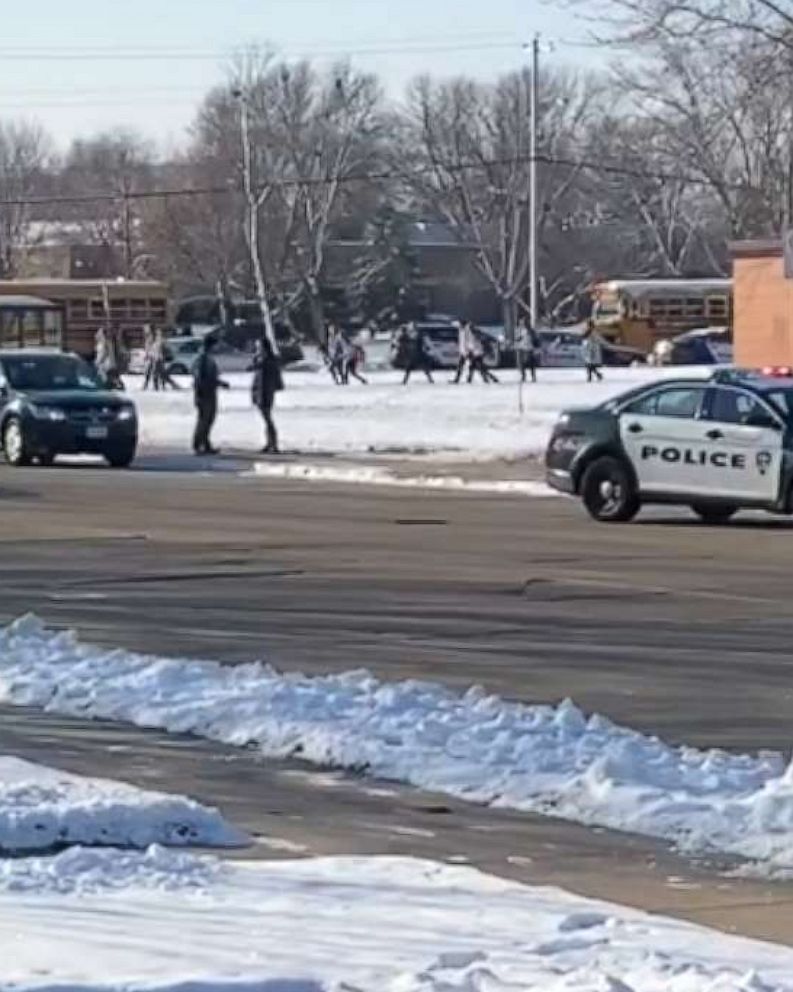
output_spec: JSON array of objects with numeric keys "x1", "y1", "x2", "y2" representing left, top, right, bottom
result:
[
  {"x1": 192, "y1": 334, "x2": 229, "y2": 455},
  {"x1": 467, "y1": 327, "x2": 499, "y2": 383},
  {"x1": 402, "y1": 323, "x2": 434, "y2": 384},
  {"x1": 251, "y1": 337, "x2": 284, "y2": 453}
]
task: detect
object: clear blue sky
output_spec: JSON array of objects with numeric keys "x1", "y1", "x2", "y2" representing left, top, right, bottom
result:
[{"x1": 0, "y1": 0, "x2": 597, "y2": 151}]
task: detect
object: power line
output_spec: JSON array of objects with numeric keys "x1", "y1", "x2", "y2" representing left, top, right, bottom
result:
[
  {"x1": 0, "y1": 152, "x2": 756, "y2": 210},
  {"x1": 0, "y1": 38, "x2": 526, "y2": 62}
]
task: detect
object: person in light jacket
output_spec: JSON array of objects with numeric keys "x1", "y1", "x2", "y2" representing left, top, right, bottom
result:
[
  {"x1": 515, "y1": 318, "x2": 539, "y2": 383},
  {"x1": 581, "y1": 321, "x2": 604, "y2": 382},
  {"x1": 450, "y1": 321, "x2": 470, "y2": 384}
]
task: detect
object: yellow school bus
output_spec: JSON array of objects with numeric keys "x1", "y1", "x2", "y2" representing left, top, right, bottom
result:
[{"x1": 591, "y1": 279, "x2": 732, "y2": 353}]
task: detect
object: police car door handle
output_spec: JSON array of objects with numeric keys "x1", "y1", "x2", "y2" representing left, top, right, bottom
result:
[
  {"x1": 627, "y1": 422, "x2": 643, "y2": 434},
  {"x1": 706, "y1": 428, "x2": 724, "y2": 440}
]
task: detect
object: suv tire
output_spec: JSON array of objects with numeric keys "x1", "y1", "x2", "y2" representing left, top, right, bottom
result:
[
  {"x1": 580, "y1": 455, "x2": 640, "y2": 523},
  {"x1": 3, "y1": 417, "x2": 31, "y2": 467},
  {"x1": 105, "y1": 443, "x2": 137, "y2": 469}
]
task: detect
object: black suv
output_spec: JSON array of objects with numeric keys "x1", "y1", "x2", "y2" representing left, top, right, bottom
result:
[{"x1": 0, "y1": 351, "x2": 138, "y2": 468}]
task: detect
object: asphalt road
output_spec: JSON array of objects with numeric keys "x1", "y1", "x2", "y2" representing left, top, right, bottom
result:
[{"x1": 3, "y1": 461, "x2": 793, "y2": 940}]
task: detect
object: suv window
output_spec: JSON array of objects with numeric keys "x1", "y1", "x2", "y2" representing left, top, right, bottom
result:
[
  {"x1": 623, "y1": 386, "x2": 705, "y2": 419},
  {"x1": 709, "y1": 387, "x2": 779, "y2": 428}
]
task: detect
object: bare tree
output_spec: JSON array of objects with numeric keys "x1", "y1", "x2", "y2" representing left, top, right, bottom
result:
[
  {"x1": 267, "y1": 60, "x2": 385, "y2": 338},
  {"x1": 190, "y1": 56, "x2": 385, "y2": 340},
  {"x1": 60, "y1": 130, "x2": 155, "y2": 278},
  {"x1": 586, "y1": 0, "x2": 793, "y2": 51},
  {"x1": 141, "y1": 154, "x2": 245, "y2": 298},
  {"x1": 0, "y1": 122, "x2": 51, "y2": 279},
  {"x1": 399, "y1": 68, "x2": 599, "y2": 331}
]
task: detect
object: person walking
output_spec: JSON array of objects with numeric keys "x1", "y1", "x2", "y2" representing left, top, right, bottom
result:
[
  {"x1": 581, "y1": 321, "x2": 604, "y2": 382},
  {"x1": 251, "y1": 337, "x2": 284, "y2": 454},
  {"x1": 192, "y1": 334, "x2": 229, "y2": 455},
  {"x1": 327, "y1": 324, "x2": 347, "y2": 384},
  {"x1": 515, "y1": 318, "x2": 539, "y2": 383},
  {"x1": 95, "y1": 327, "x2": 124, "y2": 390},
  {"x1": 153, "y1": 328, "x2": 181, "y2": 390},
  {"x1": 450, "y1": 321, "x2": 471, "y2": 384},
  {"x1": 142, "y1": 326, "x2": 156, "y2": 390},
  {"x1": 345, "y1": 340, "x2": 368, "y2": 384},
  {"x1": 402, "y1": 322, "x2": 434, "y2": 384},
  {"x1": 467, "y1": 327, "x2": 499, "y2": 383}
]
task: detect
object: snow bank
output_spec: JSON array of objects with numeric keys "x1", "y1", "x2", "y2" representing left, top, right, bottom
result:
[
  {"x1": 0, "y1": 754, "x2": 244, "y2": 852},
  {"x1": 0, "y1": 843, "x2": 219, "y2": 893},
  {"x1": 3, "y1": 617, "x2": 793, "y2": 875},
  {"x1": 131, "y1": 365, "x2": 704, "y2": 461},
  {"x1": 4, "y1": 851, "x2": 793, "y2": 991},
  {"x1": 251, "y1": 461, "x2": 558, "y2": 496}
]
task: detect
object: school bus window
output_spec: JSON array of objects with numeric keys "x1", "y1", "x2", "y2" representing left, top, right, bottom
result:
[
  {"x1": 89, "y1": 299, "x2": 105, "y2": 319},
  {"x1": 707, "y1": 297, "x2": 728, "y2": 317}
]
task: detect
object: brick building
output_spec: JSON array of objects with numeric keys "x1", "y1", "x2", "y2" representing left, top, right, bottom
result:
[{"x1": 731, "y1": 238, "x2": 793, "y2": 366}]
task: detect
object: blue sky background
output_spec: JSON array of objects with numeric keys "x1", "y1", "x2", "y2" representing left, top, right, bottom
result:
[{"x1": 0, "y1": 0, "x2": 598, "y2": 150}]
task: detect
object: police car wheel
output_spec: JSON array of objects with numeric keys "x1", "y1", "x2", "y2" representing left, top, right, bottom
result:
[
  {"x1": 580, "y1": 456, "x2": 639, "y2": 523},
  {"x1": 690, "y1": 502, "x2": 737, "y2": 525}
]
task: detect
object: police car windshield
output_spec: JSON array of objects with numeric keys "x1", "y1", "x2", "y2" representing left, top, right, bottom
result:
[
  {"x1": 766, "y1": 388, "x2": 793, "y2": 422},
  {"x1": 2, "y1": 355, "x2": 102, "y2": 392}
]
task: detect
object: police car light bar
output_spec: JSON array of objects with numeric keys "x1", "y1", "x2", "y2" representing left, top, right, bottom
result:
[{"x1": 711, "y1": 367, "x2": 793, "y2": 383}]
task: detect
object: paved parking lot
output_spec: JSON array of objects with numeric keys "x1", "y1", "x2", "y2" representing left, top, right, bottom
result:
[{"x1": 2, "y1": 464, "x2": 793, "y2": 940}]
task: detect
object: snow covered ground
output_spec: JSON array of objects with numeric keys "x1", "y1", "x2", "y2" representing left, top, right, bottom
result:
[
  {"x1": 0, "y1": 755, "x2": 243, "y2": 852},
  {"x1": 130, "y1": 364, "x2": 707, "y2": 462},
  {"x1": 251, "y1": 460, "x2": 559, "y2": 495},
  {"x1": 5, "y1": 615, "x2": 793, "y2": 876},
  {"x1": 4, "y1": 848, "x2": 793, "y2": 991}
]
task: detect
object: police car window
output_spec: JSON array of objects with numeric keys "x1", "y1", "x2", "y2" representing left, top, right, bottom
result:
[
  {"x1": 654, "y1": 387, "x2": 705, "y2": 418},
  {"x1": 710, "y1": 388, "x2": 778, "y2": 427},
  {"x1": 622, "y1": 391, "x2": 658, "y2": 416},
  {"x1": 624, "y1": 386, "x2": 703, "y2": 418}
]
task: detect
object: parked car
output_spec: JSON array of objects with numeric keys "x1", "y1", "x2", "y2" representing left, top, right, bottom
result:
[
  {"x1": 162, "y1": 337, "x2": 253, "y2": 376},
  {"x1": 478, "y1": 326, "x2": 513, "y2": 368},
  {"x1": 173, "y1": 296, "x2": 304, "y2": 366},
  {"x1": 537, "y1": 330, "x2": 584, "y2": 367},
  {"x1": 0, "y1": 350, "x2": 138, "y2": 467},
  {"x1": 652, "y1": 327, "x2": 733, "y2": 366},
  {"x1": 390, "y1": 322, "x2": 461, "y2": 369}
]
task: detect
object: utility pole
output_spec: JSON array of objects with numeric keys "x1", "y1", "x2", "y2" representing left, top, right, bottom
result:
[
  {"x1": 235, "y1": 86, "x2": 279, "y2": 356},
  {"x1": 529, "y1": 33, "x2": 540, "y2": 332}
]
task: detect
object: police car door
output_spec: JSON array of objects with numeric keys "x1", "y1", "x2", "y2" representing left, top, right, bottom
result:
[
  {"x1": 619, "y1": 384, "x2": 711, "y2": 494},
  {"x1": 701, "y1": 385, "x2": 783, "y2": 501}
]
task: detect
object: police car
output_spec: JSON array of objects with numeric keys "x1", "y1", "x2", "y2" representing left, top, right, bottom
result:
[{"x1": 545, "y1": 369, "x2": 793, "y2": 523}]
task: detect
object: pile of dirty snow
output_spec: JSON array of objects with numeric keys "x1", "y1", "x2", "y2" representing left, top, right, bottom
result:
[
  {"x1": 2, "y1": 616, "x2": 793, "y2": 874},
  {"x1": 0, "y1": 755, "x2": 243, "y2": 852}
]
